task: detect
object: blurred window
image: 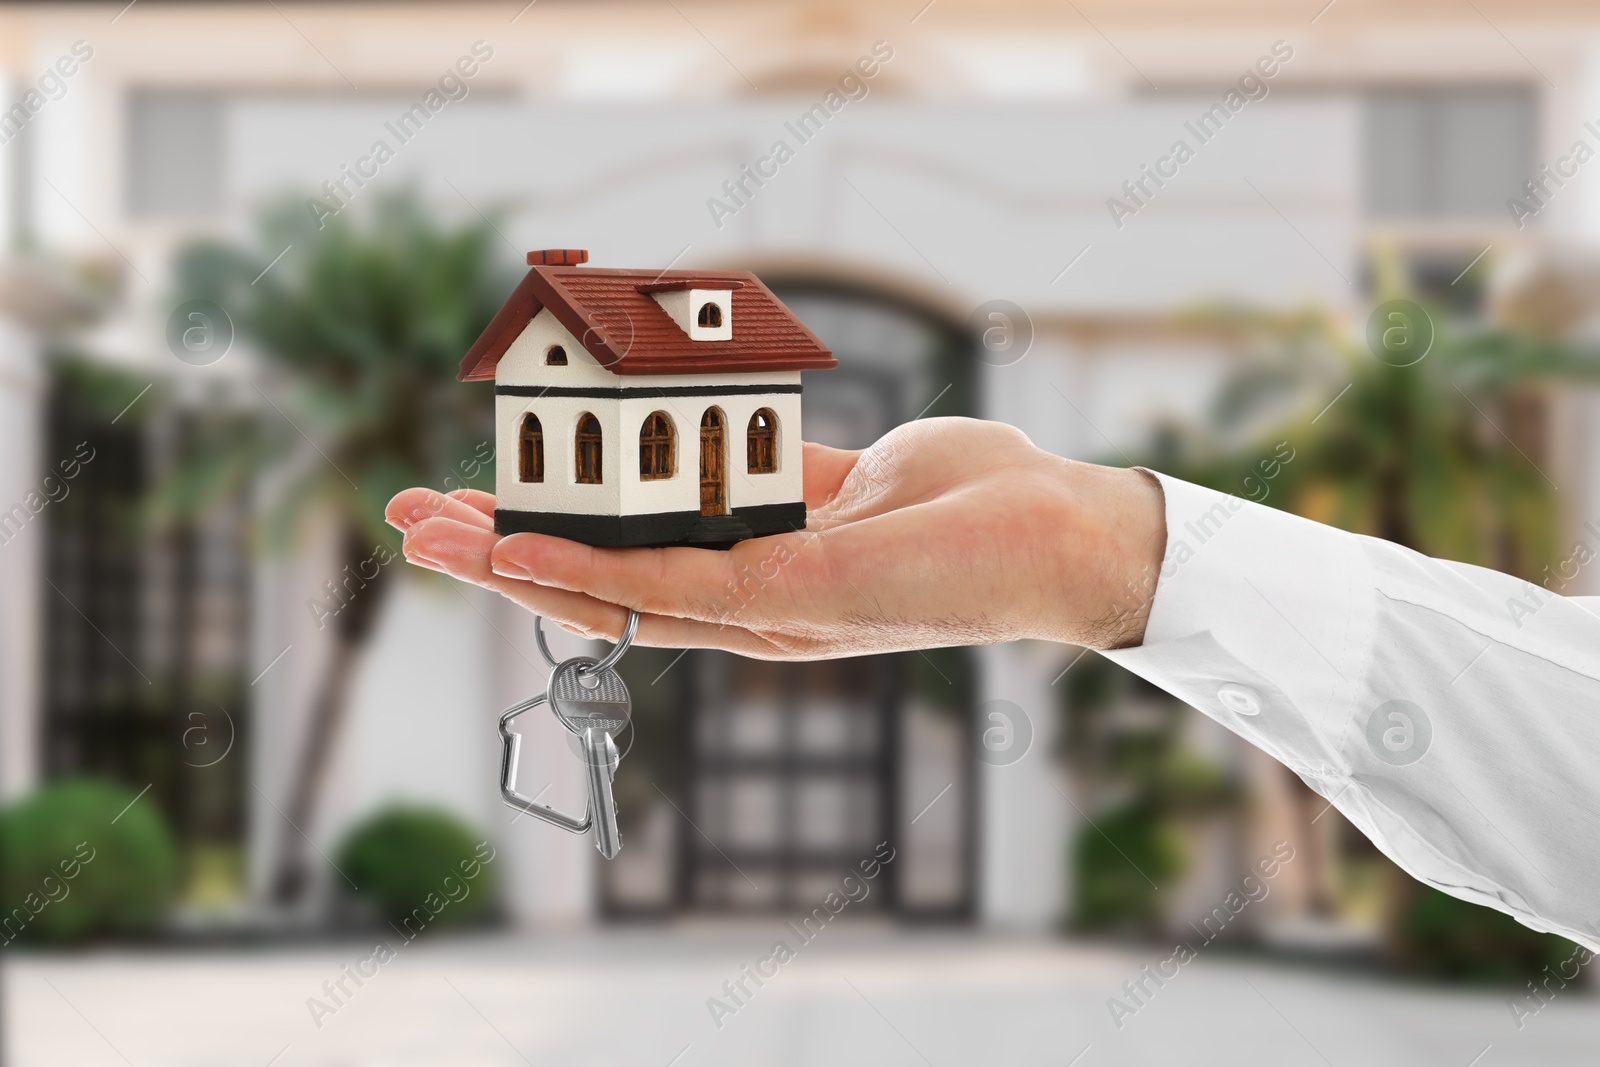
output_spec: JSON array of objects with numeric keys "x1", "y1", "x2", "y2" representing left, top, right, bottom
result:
[
  {"x1": 546, "y1": 345, "x2": 567, "y2": 366},
  {"x1": 1364, "y1": 88, "x2": 1535, "y2": 221},
  {"x1": 127, "y1": 92, "x2": 225, "y2": 220},
  {"x1": 575, "y1": 412, "x2": 602, "y2": 483},
  {"x1": 698, "y1": 302, "x2": 722, "y2": 328}
]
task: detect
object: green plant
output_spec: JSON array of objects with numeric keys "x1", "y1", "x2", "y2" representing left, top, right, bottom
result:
[
  {"x1": 168, "y1": 191, "x2": 515, "y2": 902},
  {"x1": 335, "y1": 806, "x2": 497, "y2": 927},
  {"x1": 1059, "y1": 658, "x2": 1238, "y2": 932},
  {"x1": 1161, "y1": 288, "x2": 1600, "y2": 577},
  {"x1": 0, "y1": 778, "x2": 180, "y2": 944},
  {"x1": 1394, "y1": 885, "x2": 1579, "y2": 985},
  {"x1": 1068, "y1": 803, "x2": 1186, "y2": 933}
]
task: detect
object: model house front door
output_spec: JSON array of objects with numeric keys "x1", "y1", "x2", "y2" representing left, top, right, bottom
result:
[{"x1": 699, "y1": 407, "x2": 726, "y2": 515}]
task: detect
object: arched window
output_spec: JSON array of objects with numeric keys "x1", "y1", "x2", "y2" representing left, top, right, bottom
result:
[
  {"x1": 697, "y1": 302, "x2": 722, "y2": 329},
  {"x1": 518, "y1": 413, "x2": 544, "y2": 483},
  {"x1": 638, "y1": 411, "x2": 675, "y2": 481},
  {"x1": 747, "y1": 408, "x2": 777, "y2": 473},
  {"x1": 546, "y1": 345, "x2": 568, "y2": 365},
  {"x1": 575, "y1": 413, "x2": 603, "y2": 484}
]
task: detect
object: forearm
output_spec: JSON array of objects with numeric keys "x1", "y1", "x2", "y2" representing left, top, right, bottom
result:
[{"x1": 1096, "y1": 469, "x2": 1600, "y2": 950}]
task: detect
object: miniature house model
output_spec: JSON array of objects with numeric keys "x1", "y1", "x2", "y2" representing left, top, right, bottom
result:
[{"x1": 459, "y1": 250, "x2": 836, "y2": 547}]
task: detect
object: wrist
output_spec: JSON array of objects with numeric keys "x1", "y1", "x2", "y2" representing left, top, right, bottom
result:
[
  {"x1": 1100, "y1": 466, "x2": 1167, "y2": 648},
  {"x1": 1044, "y1": 460, "x2": 1166, "y2": 650}
]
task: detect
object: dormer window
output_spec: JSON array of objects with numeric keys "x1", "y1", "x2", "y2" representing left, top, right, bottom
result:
[
  {"x1": 546, "y1": 345, "x2": 568, "y2": 366},
  {"x1": 637, "y1": 281, "x2": 738, "y2": 341},
  {"x1": 679, "y1": 290, "x2": 731, "y2": 340}
]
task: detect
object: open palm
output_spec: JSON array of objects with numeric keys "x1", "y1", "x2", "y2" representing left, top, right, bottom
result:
[{"x1": 386, "y1": 417, "x2": 1165, "y2": 658}]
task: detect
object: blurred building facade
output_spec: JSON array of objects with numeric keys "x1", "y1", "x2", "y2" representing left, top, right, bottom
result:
[{"x1": 2, "y1": 0, "x2": 1599, "y2": 938}]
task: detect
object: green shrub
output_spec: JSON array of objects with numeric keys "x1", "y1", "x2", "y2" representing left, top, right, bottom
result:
[
  {"x1": 0, "y1": 778, "x2": 180, "y2": 944},
  {"x1": 335, "y1": 806, "x2": 497, "y2": 928},
  {"x1": 1394, "y1": 885, "x2": 1581, "y2": 985},
  {"x1": 1068, "y1": 803, "x2": 1185, "y2": 933}
]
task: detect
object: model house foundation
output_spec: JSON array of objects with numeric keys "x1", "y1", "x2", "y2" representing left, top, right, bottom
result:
[{"x1": 459, "y1": 250, "x2": 836, "y2": 547}]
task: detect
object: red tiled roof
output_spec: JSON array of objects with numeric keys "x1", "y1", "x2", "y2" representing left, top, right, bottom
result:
[{"x1": 458, "y1": 266, "x2": 835, "y2": 380}]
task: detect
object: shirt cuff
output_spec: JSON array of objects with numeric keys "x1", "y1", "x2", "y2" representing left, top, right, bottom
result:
[{"x1": 1101, "y1": 470, "x2": 1376, "y2": 776}]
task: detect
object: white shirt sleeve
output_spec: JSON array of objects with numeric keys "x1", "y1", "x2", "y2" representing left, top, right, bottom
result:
[{"x1": 1101, "y1": 470, "x2": 1600, "y2": 951}]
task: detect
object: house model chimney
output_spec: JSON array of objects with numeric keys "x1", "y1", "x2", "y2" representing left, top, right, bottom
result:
[{"x1": 528, "y1": 249, "x2": 589, "y2": 266}]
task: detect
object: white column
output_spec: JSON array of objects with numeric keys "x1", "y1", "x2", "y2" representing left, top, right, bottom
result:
[
  {"x1": 976, "y1": 640, "x2": 1069, "y2": 932},
  {"x1": 1571, "y1": 47, "x2": 1600, "y2": 238},
  {"x1": 491, "y1": 601, "x2": 598, "y2": 928},
  {"x1": 0, "y1": 314, "x2": 44, "y2": 801}
]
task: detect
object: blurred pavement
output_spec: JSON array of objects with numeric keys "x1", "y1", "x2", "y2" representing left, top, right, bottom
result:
[{"x1": 8, "y1": 929, "x2": 1594, "y2": 1067}]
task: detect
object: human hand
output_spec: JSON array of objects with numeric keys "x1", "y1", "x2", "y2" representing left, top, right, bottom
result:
[{"x1": 385, "y1": 417, "x2": 1166, "y2": 659}]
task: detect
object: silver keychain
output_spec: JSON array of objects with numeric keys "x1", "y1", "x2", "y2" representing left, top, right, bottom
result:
[{"x1": 498, "y1": 611, "x2": 640, "y2": 858}]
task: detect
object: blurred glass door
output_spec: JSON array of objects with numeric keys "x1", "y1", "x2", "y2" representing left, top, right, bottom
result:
[
  {"x1": 41, "y1": 379, "x2": 252, "y2": 905},
  {"x1": 604, "y1": 281, "x2": 977, "y2": 919}
]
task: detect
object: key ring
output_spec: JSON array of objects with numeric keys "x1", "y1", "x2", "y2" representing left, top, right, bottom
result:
[
  {"x1": 535, "y1": 609, "x2": 641, "y2": 675},
  {"x1": 503, "y1": 609, "x2": 640, "y2": 858}
]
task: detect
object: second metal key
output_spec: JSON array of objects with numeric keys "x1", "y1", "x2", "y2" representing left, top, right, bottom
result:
[{"x1": 548, "y1": 656, "x2": 631, "y2": 858}]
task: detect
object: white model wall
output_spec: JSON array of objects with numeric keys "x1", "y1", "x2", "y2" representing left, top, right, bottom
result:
[
  {"x1": 496, "y1": 393, "x2": 624, "y2": 516},
  {"x1": 494, "y1": 309, "x2": 805, "y2": 517},
  {"x1": 618, "y1": 392, "x2": 802, "y2": 514}
]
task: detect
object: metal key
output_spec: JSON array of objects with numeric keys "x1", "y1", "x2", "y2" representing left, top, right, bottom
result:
[
  {"x1": 549, "y1": 656, "x2": 631, "y2": 859},
  {"x1": 497, "y1": 612, "x2": 639, "y2": 859}
]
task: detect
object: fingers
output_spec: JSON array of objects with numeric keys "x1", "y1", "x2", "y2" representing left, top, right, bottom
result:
[
  {"x1": 490, "y1": 529, "x2": 816, "y2": 626},
  {"x1": 400, "y1": 514, "x2": 499, "y2": 577},
  {"x1": 391, "y1": 482, "x2": 840, "y2": 648},
  {"x1": 386, "y1": 487, "x2": 494, "y2": 533},
  {"x1": 445, "y1": 487, "x2": 497, "y2": 519},
  {"x1": 801, "y1": 441, "x2": 862, "y2": 511},
  {"x1": 809, "y1": 435, "x2": 901, "y2": 525},
  {"x1": 404, "y1": 516, "x2": 617, "y2": 626},
  {"x1": 402, "y1": 516, "x2": 775, "y2": 655}
]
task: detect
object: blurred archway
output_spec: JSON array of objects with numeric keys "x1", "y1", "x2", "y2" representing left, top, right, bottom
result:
[{"x1": 602, "y1": 276, "x2": 980, "y2": 919}]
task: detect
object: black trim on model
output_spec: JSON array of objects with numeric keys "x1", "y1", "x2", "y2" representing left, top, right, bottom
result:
[
  {"x1": 494, "y1": 384, "x2": 803, "y2": 399},
  {"x1": 495, "y1": 501, "x2": 806, "y2": 548}
]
